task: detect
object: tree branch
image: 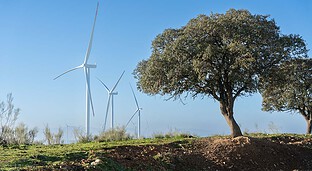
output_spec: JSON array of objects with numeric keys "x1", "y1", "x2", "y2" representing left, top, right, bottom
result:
[{"x1": 233, "y1": 86, "x2": 246, "y2": 100}]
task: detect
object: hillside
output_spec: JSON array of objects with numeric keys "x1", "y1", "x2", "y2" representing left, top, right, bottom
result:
[{"x1": 1, "y1": 134, "x2": 312, "y2": 170}]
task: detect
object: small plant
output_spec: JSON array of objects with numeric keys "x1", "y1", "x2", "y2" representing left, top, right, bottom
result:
[
  {"x1": 0, "y1": 93, "x2": 19, "y2": 145},
  {"x1": 14, "y1": 122, "x2": 38, "y2": 145},
  {"x1": 268, "y1": 121, "x2": 280, "y2": 134},
  {"x1": 152, "y1": 133, "x2": 165, "y2": 139},
  {"x1": 73, "y1": 128, "x2": 93, "y2": 143},
  {"x1": 152, "y1": 130, "x2": 194, "y2": 139},
  {"x1": 44, "y1": 124, "x2": 64, "y2": 145},
  {"x1": 96, "y1": 126, "x2": 131, "y2": 142},
  {"x1": 0, "y1": 94, "x2": 38, "y2": 146}
]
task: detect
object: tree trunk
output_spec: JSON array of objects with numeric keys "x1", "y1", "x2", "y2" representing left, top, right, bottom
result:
[
  {"x1": 220, "y1": 102, "x2": 243, "y2": 137},
  {"x1": 306, "y1": 119, "x2": 312, "y2": 134}
]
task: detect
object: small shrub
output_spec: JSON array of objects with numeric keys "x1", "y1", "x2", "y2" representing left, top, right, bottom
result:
[
  {"x1": 44, "y1": 125, "x2": 64, "y2": 145},
  {"x1": 14, "y1": 123, "x2": 38, "y2": 145},
  {"x1": 0, "y1": 93, "x2": 19, "y2": 145},
  {"x1": 73, "y1": 128, "x2": 93, "y2": 143},
  {"x1": 96, "y1": 126, "x2": 131, "y2": 142},
  {"x1": 268, "y1": 121, "x2": 280, "y2": 134},
  {"x1": 152, "y1": 133, "x2": 165, "y2": 139}
]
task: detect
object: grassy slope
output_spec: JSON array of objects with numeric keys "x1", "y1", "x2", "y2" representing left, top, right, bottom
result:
[
  {"x1": 0, "y1": 137, "x2": 188, "y2": 170},
  {"x1": 1, "y1": 133, "x2": 311, "y2": 170}
]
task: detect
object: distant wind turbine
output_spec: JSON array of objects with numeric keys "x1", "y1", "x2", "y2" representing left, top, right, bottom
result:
[
  {"x1": 54, "y1": 2, "x2": 99, "y2": 137},
  {"x1": 97, "y1": 71, "x2": 125, "y2": 131},
  {"x1": 126, "y1": 84, "x2": 142, "y2": 138}
]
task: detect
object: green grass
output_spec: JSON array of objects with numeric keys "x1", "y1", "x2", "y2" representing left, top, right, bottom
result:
[
  {"x1": 0, "y1": 137, "x2": 188, "y2": 170},
  {"x1": 244, "y1": 132, "x2": 312, "y2": 139}
]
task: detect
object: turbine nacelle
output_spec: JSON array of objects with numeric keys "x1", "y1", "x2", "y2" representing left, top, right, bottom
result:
[
  {"x1": 110, "y1": 92, "x2": 118, "y2": 95},
  {"x1": 83, "y1": 63, "x2": 97, "y2": 68}
]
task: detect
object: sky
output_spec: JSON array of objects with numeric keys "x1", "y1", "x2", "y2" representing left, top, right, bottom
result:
[{"x1": 0, "y1": 0, "x2": 311, "y2": 142}]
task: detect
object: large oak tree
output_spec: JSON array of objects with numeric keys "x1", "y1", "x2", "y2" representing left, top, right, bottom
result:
[
  {"x1": 134, "y1": 9, "x2": 307, "y2": 137},
  {"x1": 261, "y1": 58, "x2": 311, "y2": 134}
]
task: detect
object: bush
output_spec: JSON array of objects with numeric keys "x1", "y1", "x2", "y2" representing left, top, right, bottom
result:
[
  {"x1": 73, "y1": 128, "x2": 93, "y2": 143},
  {"x1": 0, "y1": 93, "x2": 19, "y2": 145},
  {"x1": 0, "y1": 94, "x2": 38, "y2": 146},
  {"x1": 44, "y1": 124, "x2": 64, "y2": 145},
  {"x1": 14, "y1": 123, "x2": 38, "y2": 145},
  {"x1": 96, "y1": 126, "x2": 131, "y2": 142}
]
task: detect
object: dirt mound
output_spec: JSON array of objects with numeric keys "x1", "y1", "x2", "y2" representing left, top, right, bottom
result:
[
  {"x1": 190, "y1": 136, "x2": 312, "y2": 170},
  {"x1": 107, "y1": 136, "x2": 312, "y2": 170},
  {"x1": 51, "y1": 135, "x2": 312, "y2": 170}
]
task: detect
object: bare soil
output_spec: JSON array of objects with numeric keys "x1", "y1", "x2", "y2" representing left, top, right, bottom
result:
[{"x1": 54, "y1": 135, "x2": 312, "y2": 170}]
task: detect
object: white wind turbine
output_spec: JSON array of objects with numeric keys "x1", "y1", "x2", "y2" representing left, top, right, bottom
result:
[
  {"x1": 126, "y1": 84, "x2": 142, "y2": 138},
  {"x1": 54, "y1": 2, "x2": 99, "y2": 137},
  {"x1": 97, "y1": 71, "x2": 125, "y2": 131}
]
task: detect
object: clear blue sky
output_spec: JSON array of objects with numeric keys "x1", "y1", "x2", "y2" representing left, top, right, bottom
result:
[{"x1": 0, "y1": 0, "x2": 311, "y2": 141}]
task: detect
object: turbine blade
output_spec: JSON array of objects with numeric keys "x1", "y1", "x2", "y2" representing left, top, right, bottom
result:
[
  {"x1": 83, "y1": 2, "x2": 99, "y2": 64},
  {"x1": 54, "y1": 65, "x2": 82, "y2": 80},
  {"x1": 111, "y1": 71, "x2": 125, "y2": 92},
  {"x1": 130, "y1": 83, "x2": 139, "y2": 108},
  {"x1": 104, "y1": 95, "x2": 111, "y2": 131},
  {"x1": 84, "y1": 69, "x2": 95, "y2": 117},
  {"x1": 97, "y1": 77, "x2": 110, "y2": 92},
  {"x1": 125, "y1": 109, "x2": 139, "y2": 128}
]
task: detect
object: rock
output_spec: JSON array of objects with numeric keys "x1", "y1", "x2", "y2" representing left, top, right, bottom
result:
[{"x1": 91, "y1": 159, "x2": 102, "y2": 166}]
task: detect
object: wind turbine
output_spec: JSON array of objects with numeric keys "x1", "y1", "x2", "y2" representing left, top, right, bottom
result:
[
  {"x1": 97, "y1": 71, "x2": 125, "y2": 131},
  {"x1": 126, "y1": 84, "x2": 142, "y2": 138},
  {"x1": 54, "y1": 2, "x2": 99, "y2": 137}
]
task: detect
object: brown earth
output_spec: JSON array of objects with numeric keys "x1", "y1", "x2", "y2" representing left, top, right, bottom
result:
[{"x1": 53, "y1": 135, "x2": 312, "y2": 170}]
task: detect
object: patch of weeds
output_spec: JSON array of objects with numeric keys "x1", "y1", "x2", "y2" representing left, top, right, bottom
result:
[
  {"x1": 153, "y1": 152, "x2": 174, "y2": 168},
  {"x1": 153, "y1": 131, "x2": 196, "y2": 139},
  {"x1": 96, "y1": 126, "x2": 132, "y2": 142},
  {"x1": 153, "y1": 133, "x2": 165, "y2": 139}
]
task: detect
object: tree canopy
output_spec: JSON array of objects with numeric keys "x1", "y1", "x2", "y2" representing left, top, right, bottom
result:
[
  {"x1": 261, "y1": 58, "x2": 312, "y2": 134},
  {"x1": 134, "y1": 9, "x2": 307, "y2": 137}
]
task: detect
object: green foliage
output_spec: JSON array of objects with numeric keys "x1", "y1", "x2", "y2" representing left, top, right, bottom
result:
[
  {"x1": 95, "y1": 126, "x2": 132, "y2": 142},
  {"x1": 134, "y1": 9, "x2": 306, "y2": 99},
  {"x1": 261, "y1": 58, "x2": 311, "y2": 112},
  {"x1": 261, "y1": 58, "x2": 312, "y2": 133},
  {"x1": 134, "y1": 9, "x2": 307, "y2": 137}
]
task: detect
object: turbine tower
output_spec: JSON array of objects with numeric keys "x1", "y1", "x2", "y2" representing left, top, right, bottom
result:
[
  {"x1": 126, "y1": 84, "x2": 142, "y2": 138},
  {"x1": 97, "y1": 71, "x2": 125, "y2": 131},
  {"x1": 54, "y1": 2, "x2": 99, "y2": 137}
]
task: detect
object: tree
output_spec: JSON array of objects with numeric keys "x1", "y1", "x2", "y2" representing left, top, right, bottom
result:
[
  {"x1": 261, "y1": 58, "x2": 312, "y2": 134},
  {"x1": 133, "y1": 9, "x2": 307, "y2": 137}
]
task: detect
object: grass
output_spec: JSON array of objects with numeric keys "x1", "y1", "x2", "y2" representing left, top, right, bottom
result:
[
  {"x1": 244, "y1": 132, "x2": 312, "y2": 139},
  {"x1": 1, "y1": 133, "x2": 311, "y2": 170},
  {"x1": 0, "y1": 136, "x2": 188, "y2": 170}
]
